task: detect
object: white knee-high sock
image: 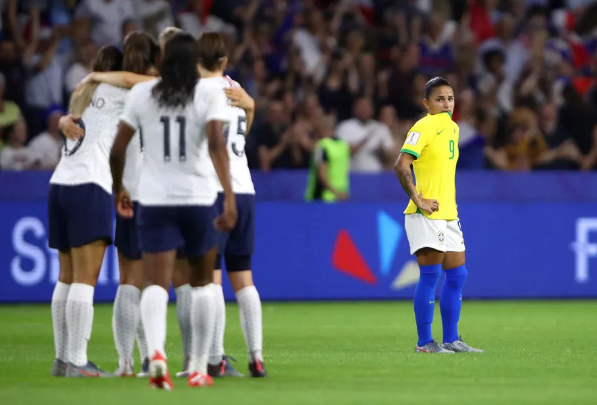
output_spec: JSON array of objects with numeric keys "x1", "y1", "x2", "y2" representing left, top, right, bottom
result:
[
  {"x1": 140, "y1": 285, "x2": 169, "y2": 359},
  {"x1": 113, "y1": 285, "x2": 140, "y2": 365},
  {"x1": 209, "y1": 283, "x2": 226, "y2": 365},
  {"x1": 190, "y1": 285, "x2": 216, "y2": 375},
  {"x1": 175, "y1": 284, "x2": 192, "y2": 369},
  {"x1": 236, "y1": 286, "x2": 263, "y2": 362},
  {"x1": 66, "y1": 283, "x2": 95, "y2": 367},
  {"x1": 51, "y1": 282, "x2": 70, "y2": 362}
]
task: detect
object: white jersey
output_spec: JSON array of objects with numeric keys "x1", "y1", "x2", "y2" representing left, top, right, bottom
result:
[
  {"x1": 120, "y1": 78, "x2": 227, "y2": 206},
  {"x1": 122, "y1": 131, "x2": 142, "y2": 201},
  {"x1": 50, "y1": 84, "x2": 128, "y2": 194},
  {"x1": 201, "y1": 76, "x2": 255, "y2": 194}
]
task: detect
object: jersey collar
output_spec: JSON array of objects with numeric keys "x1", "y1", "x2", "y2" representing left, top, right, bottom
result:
[{"x1": 428, "y1": 111, "x2": 453, "y2": 120}]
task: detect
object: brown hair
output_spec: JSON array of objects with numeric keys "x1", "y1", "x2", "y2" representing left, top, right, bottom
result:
[
  {"x1": 69, "y1": 45, "x2": 123, "y2": 116},
  {"x1": 122, "y1": 31, "x2": 160, "y2": 74},
  {"x1": 197, "y1": 32, "x2": 228, "y2": 71}
]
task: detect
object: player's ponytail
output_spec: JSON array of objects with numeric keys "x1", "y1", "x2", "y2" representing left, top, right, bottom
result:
[
  {"x1": 122, "y1": 31, "x2": 160, "y2": 75},
  {"x1": 69, "y1": 46, "x2": 123, "y2": 116},
  {"x1": 152, "y1": 32, "x2": 198, "y2": 109}
]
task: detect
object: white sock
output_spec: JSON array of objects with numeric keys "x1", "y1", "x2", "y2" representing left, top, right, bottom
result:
[
  {"x1": 190, "y1": 285, "x2": 216, "y2": 375},
  {"x1": 113, "y1": 285, "x2": 140, "y2": 366},
  {"x1": 236, "y1": 286, "x2": 263, "y2": 362},
  {"x1": 140, "y1": 285, "x2": 169, "y2": 359},
  {"x1": 66, "y1": 283, "x2": 95, "y2": 367},
  {"x1": 175, "y1": 284, "x2": 192, "y2": 369},
  {"x1": 51, "y1": 282, "x2": 70, "y2": 362},
  {"x1": 209, "y1": 283, "x2": 226, "y2": 365},
  {"x1": 136, "y1": 319, "x2": 149, "y2": 362}
]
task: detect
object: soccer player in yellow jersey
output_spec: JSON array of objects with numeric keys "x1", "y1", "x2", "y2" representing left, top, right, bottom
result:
[{"x1": 395, "y1": 77, "x2": 483, "y2": 354}]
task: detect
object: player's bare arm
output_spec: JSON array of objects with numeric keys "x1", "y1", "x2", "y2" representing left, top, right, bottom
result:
[
  {"x1": 79, "y1": 71, "x2": 155, "y2": 90},
  {"x1": 207, "y1": 120, "x2": 237, "y2": 231},
  {"x1": 394, "y1": 152, "x2": 439, "y2": 214},
  {"x1": 109, "y1": 121, "x2": 135, "y2": 218},
  {"x1": 58, "y1": 114, "x2": 85, "y2": 140},
  {"x1": 224, "y1": 87, "x2": 255, "y2": 133}
]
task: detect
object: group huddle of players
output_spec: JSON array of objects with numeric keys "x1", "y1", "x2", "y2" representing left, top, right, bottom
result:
[{"x1": 48, "y1": 27, "x2": 265, "y2": 389}]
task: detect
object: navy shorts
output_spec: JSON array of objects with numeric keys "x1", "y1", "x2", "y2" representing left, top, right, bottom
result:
[
  {"x1": 137, "y1": 204, "x2": 218, "y2": 257},
  {"x1": 115, "y1": 202, "x2": 141, "y2": 260},
  {"x1": 48, "y1": 183, "x2": 113, "y2": 251},
  {"x1": 215, "y1": 193, "x2": 255, "y2": 265}
]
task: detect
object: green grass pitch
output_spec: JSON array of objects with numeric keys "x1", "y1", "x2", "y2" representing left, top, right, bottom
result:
[{"x1": 0, "y1": 301, "x2": 596, "y2": 404}]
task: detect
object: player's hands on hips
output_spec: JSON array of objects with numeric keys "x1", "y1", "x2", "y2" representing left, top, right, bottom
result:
[
  {"x1": 115, "y1": 188, "x2": 134, "y2": 218},
  {"x1": 59, "y1": 114, "x2": 85, "y2": 140},
  {"x1": 214, "y1": 196, "x2": 237, "y2": 231},
  {"x1": 224, "y1": 87, "x2": 255, "y2": 111},
  {"x1": 415, "y1": 192, "x2": 439, "y2": 215}
]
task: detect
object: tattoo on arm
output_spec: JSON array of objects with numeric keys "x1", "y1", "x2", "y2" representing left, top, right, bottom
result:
[{"x1": 396, "y1": 164, "x2": 417, "y2": 200}]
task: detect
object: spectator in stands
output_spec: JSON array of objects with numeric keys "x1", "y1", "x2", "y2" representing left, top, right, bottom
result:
[
  {"x1": 532, "y1": 102, "x2": 583, "y2": 170},
  {"x1": 24, "y1": 26, "x2": 64, "y2": 139},
  {"x1": 256, "y1": 99, "x2": 297, "y2": 172},
  {"x1": 0, "y1": 39, "x2": 27, "y2": 110},
  {"x1": 305, "y1": 114, "x2": 350, "y2": 202},
  {"x1": 504, "y1": 106, "x2": 547, "y2": 171},
  {"x1": 177, "y1": 0, "x2": 234, "y2": 39},
  {"x1": 27, "y1": 107, "x2": 63, "y2": 170},
  {"x1": 418, "y1": 13, "x2": 455, "y2": 76},
  {"x1": 0, "y1": 115, "x2": 39, "y2": 171},
  {"x1": 121, "y1": 18, "x2": 140, "y2": 44},
  {"x1": 317, "y1": 49, "x2": 358, "y2": 123},
  {"x1": 336, "y1": 96, "x2": 395, "y2": 172},
  {"x1": 134, "y1": 0, "x2": 175, "y2": 40},
  {"x1": 0, "y1": 72, "x2": 21, "y2": 130},
  {"x1": 293, "y1": 7, "x2": 337, "y2": 77},
  {"x1": 74, "y1": 0, "x2": 136, "y2": 47},
  {"x1": 459, "y1": 108, "x2": 492, "y2": 170},
  {"x1": 65, "y1": 39, "x2": 97, "y2": 95},
  {"x1": 378, "y1": 105, "x2": 409, "y2": 149},
  {"x1": 477, "y1": 13, "x2": 527, "y2": 83}
]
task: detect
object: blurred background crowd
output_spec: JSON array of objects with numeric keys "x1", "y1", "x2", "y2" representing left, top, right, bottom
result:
[{"x1": 1, "y1": 0, "x2": 597, "y2": 173}]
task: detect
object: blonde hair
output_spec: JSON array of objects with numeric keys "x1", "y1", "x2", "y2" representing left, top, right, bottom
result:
[
  {"x1": 69, "y1": 45, "x2": 123, "y2": 116},
  {"x1": 159, "y1": 27, "x2": 183, "y2": 46},
  {"x1": 69, "y1": 82, "x2": 99, "y2": 116}
]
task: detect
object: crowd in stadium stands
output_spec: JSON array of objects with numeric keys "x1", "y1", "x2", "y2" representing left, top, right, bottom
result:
[{"x1": 1, "y1": 0, "x2": 597, "y2": 172}]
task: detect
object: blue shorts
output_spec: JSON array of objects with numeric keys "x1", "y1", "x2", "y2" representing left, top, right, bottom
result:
[
  {"x1": 115, "y1": 201, "x2": 141, "y2": 260},
  {"x1": 48, "y1": 183, "x2": 113, "y2": 251},
  {"x1": 215, "y1": 193, "x2": 255, "y2": 271},
  {"x1": 137, "y1": 204, "x2": 218, "y2": 257}
]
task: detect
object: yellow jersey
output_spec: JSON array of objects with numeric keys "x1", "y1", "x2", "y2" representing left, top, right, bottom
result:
[{"x1": 400, "y1": 112, "x2": 459, "y2": 220}]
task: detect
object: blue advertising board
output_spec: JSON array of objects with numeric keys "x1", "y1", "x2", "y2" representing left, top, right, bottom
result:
[{"x1": 1, "y1": 170, "x2": 597, "y2": 302}]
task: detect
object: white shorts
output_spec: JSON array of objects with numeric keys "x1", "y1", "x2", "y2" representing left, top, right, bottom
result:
[{"x1": 404, "y1": 213, "x2": 465, "y2": 255}]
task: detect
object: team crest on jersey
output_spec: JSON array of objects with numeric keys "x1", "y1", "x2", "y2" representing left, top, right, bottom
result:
[{"x1": 438, "y1": 231, "x2": 445, "y2": 244}]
